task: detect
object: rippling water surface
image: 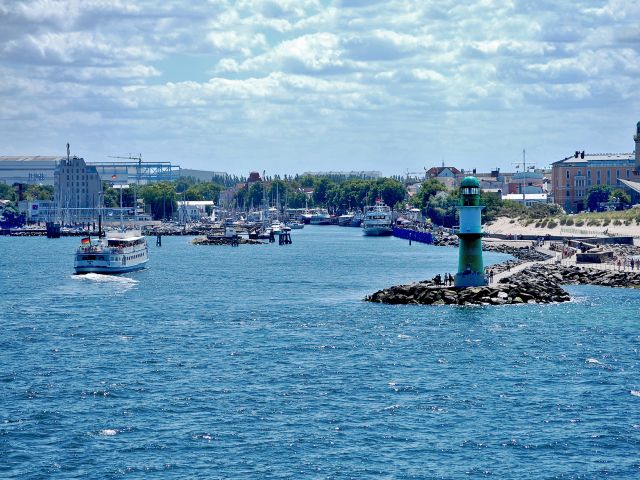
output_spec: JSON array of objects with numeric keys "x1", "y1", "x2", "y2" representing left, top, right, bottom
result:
[{"x1": 1, "y1": 227, "x2": 639, "y2": 478}]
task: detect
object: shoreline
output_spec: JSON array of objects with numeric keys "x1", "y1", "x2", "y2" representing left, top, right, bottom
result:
[{"x1": 485, "y1": 216, "x2": 640, "y2": 242}]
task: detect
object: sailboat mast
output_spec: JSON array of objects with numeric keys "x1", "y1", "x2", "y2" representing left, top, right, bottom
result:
[{"x1": 119, "y1": 184, "x2": 124, "y2": 230}]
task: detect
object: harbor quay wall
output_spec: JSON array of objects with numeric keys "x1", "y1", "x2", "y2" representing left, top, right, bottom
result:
[{"x1": 392, "y1": 226, "x2": 433, "y2": 244}]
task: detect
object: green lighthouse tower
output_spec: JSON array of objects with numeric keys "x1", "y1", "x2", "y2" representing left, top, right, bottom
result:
[{"x1": 454, "y1": 176, "x2": 487, "y2": 287}]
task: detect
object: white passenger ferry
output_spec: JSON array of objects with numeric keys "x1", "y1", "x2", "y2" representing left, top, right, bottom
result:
[
  {"x1": 362, "y1": 200, "x2": 393, "y2": 236},
  {"x1": 74, "y1": 230, "x2": 149, "y2": 274}
]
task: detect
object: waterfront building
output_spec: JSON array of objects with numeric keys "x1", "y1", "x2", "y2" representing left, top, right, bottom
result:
[
  {"x1": 425, "y1": 166, "x2": 460, "y2": 189},
  {"x1": 551, "y1": 121, "x2": 640, "y2": 212},
  {"x1": 17, "y1": 200, "x2": 57, "y2": 222},
  {"x1": 0, "y1": 156, "x2": 64, "y2": 185},
  {"x1": 177, "y1": 200, "x2": 215, "y2": 223},
  {"x1": 0, "y1": 156, "x2": 181, "y2": 186},
  {"x1": 507, "y1": 171, "x2": 546, "y2": 194},
  {"x1": 619, "y1": 179, "x2": 640, "y2": 205},
  {"x1": 54, "y1": 156, "x2": 102, "y2": 223},
  {"x1": 247, "y1": 171, "x2": 262, "y2": 183}
]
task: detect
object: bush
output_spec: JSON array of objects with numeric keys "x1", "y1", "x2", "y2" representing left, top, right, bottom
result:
[
  {"x1": 565, "y1": 217, "x2": 574, "y2": 226},
  {"x1": 587, "y1": 218, "x2": 599, "y2": 226},
  {"x1": 547, "y1": 220, "x2": 558, "y2": 229},
  {"x1": 602, "y1": 218, "x2": 611, "y2": 226},
  {"x1": 576, "y1": 220, "x2": 585, "y2": 227},
  {"x1": 614, "y1": 219, "x2": 622, "y2": 226},
  {"x1": 559, "y1": 217, "x2": 566, "y2": 225}
]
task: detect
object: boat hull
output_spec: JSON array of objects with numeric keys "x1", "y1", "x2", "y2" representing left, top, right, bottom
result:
[
  {"x1": 74, "y1": 260, "x2": 148, "y2": 275},
  {"x1": 309, "y1": 218, "x2": 331, "y2": 225},
  {"x1": 362, "y1": 226, "x2": 393, "y2": 236}
]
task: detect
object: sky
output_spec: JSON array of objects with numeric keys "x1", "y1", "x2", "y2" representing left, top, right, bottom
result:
[{"x1": 1, "y1": 0, "x2": 640, "y2": 177}]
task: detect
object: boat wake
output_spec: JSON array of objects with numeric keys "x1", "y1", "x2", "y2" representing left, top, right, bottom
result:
[{"x1": 74, "y1": 273, "x2": 139, "y2": 285}]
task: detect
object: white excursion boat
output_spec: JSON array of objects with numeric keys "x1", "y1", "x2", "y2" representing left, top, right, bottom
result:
[
  {"x1": 362, "y1": 200, "x2": 393, "y2": 236},
  {"x1": 74, "y1": 230, "x2": 149, "y2": 274},
  {"x1": 309, "y1": 208, "x2": 332, "y2": 225}
]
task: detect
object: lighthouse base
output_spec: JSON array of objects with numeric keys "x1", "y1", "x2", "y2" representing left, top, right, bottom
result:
[{"x1": 455, "y1": 271, "x2": 488, "y2": 288}]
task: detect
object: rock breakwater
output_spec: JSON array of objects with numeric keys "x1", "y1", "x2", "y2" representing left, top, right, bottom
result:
[
  {"x1": 511, "y1": 263, "x2": 640, "y2": 289},
  {"x1": 365, "y1": 277, "x2": 569, "y2": 306},
  {"x1": 483, "y1": 244, "x2": 552, "y2": 276},
  {"x1": 366, "y1": 259, "x2": 640, "y2": 307}
]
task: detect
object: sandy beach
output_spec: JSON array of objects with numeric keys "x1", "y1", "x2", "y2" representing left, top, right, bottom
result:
[{"x1": 485, "y1": 216, "x2": 640, "y2": 240}]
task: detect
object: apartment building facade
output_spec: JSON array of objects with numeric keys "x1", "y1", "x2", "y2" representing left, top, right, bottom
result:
[{"x1": 551, "y1": 122, "x2": 640, "y2": 212}]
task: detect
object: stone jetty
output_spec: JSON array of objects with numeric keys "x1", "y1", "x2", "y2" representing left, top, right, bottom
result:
[
  {"x1": 513, "y1": 263, "x2": 640, "y2": 289},
  {"x1": 366, "y1": 243, "x2": 640, "y2": 306},
  {"x1": 365, "y1": 276, "x2": 570, "y2": 306}
]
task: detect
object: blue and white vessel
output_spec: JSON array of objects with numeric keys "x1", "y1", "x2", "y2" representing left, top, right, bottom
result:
[
  {"x1": 362, "y1": 200, "x2": 393, "y2": 236},
  {"x1": 74, "y1": 230, "x2": 149, "y2": 274}
]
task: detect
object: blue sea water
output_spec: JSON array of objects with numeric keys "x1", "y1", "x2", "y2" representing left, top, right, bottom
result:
[{"x1": 1, "y1": 226, "x2": 639, "y2": 479}]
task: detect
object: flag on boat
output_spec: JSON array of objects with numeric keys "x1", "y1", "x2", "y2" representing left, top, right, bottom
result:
[{"x1": 81, "y1": 237, "x2": 90, "y2": 244}]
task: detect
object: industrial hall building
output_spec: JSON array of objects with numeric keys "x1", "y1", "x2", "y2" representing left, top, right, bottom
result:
[{"x1": 551, "y1": 121, "x2": 640, "y2": 212}]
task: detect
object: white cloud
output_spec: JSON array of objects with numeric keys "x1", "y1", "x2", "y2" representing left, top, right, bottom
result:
[
  {"x1": 2, "y1": 0, "x2": 640, "y2": 173},
  {"x1": 206, "y1": 30, "x2": 267, "y2": 56}
]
